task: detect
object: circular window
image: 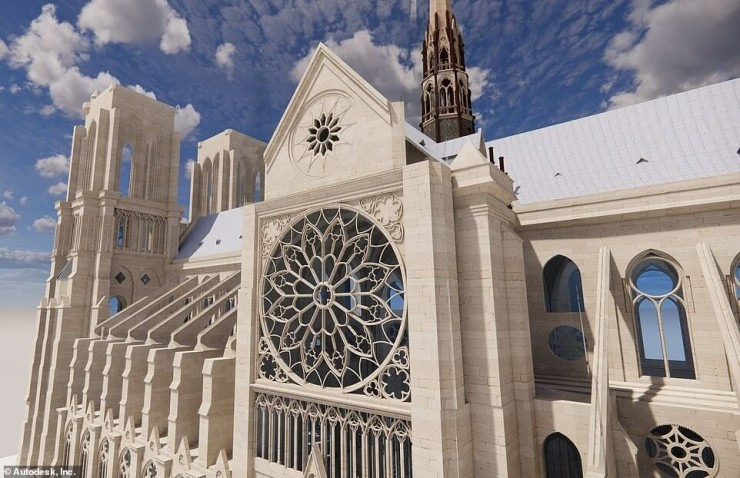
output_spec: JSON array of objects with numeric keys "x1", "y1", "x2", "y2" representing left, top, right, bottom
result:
[
  {"x1": 548, "y1": 325, "x2": 585, "y2": 361},
  {"x1": 645, "y1": 424, "x2": 717, "y2": 477},
  {"x1": 261, "y1": 207, "x2": 406, "y2": 391}
]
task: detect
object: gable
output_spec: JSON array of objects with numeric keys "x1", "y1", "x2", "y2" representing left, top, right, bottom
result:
[{"x1": 264, "y1": 43, "x2": 406, "y2": 200}]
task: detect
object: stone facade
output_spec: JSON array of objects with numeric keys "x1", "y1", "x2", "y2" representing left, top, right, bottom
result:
[{"x1": 16, "y1": 2, "x2": 740, "y2": 478}]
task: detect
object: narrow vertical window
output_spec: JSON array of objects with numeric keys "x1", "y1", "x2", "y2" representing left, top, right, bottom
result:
[
  {"x1": 119, "y1": 448, "x2": 131, "y2": 478},
  {"x1": 109, "y1": 296, "x2": 125, "y2": 316},
  {"x1": 544, "y1": 433, "x2": 583, "y2": 478},
  {"x1": 543, "y1": 255, "x2": 585, "y2": 313},
  {"x1": 629, "y1": 254, "x2": 695, "y2": 379},
  {"x1": 253, "y1": 171, "x2": 263, "y2": 202},
  {"x1": 119, "y1": 144, "x2": 133, "y2": 196}
]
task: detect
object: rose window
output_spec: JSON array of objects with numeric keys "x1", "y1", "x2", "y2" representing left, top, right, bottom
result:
[
  {"x1": 307, "y1": 112, "x2": 342, "y2": 156},
  {"x1": 645, "y1": 424, "x2": 717, "y2": 477},
  {"x1": 260, "y1": 207, "x2": 406, "y2": 393}
]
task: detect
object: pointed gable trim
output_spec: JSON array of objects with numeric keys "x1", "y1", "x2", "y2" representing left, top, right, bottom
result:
[{"x1": 264, "y1": 43, "x2": 391, "y2": 170}]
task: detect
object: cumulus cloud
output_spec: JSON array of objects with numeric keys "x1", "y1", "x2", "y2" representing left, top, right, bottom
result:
[
  {"x1": 47, "y1": 182, "x2": 68, "y2": 196},
  {"x1": 35, "y1": 154, "x2": 70, "y2": 178},
  {"x1": 32, "y1": 216, "x2": 57, "y2": 233},
  {"x1": 605, "y1": 0, "x2": 740, "y2": 107},
  {"x1": 292, "y1": 30, "x2": 423, "y2": 121},
  {"x1": 9, "y1": 84, "x2": 21, "y2": 94},
  {"x1": 4, "y1": 5, "x2": 118, "y2": 116},
  {"x1": 0, "y1": 247, "x2": 50, "y2": 269},
  {"x1": 0, "y1": 203, "x2": 20, "y2": 235},
  {"x1": 19, "y1": 197, "x2": 28, "y2": 206},
  {"x1": 47, "y1": 68, "x2": 118, "y2": 116},
  {"x1": 6, "y1": 5, "x2": 89, "y2": 87},
  {"x1": 291, "y1": 30, "x2": 491, "y2": 125},
  {"x1": 215, "y1": 42, "x2": 236, "y2": 73},
  {"x1": 2, "y1": 191, "x2": 13, "y2": 200},
  {"x1": 174, "y1": 104, "x2": 201, "y2": 139},
  {"x1": 129, "y1": 84, "x2": 157, "y2": 99},
  {"x1": 78, "y1": 0, "x2": 191, "y2": 54}
]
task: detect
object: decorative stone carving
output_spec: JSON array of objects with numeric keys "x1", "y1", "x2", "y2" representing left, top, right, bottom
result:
[
  {"x1": 359, "y1": 193, "x2": 404, "y2": 242},
  {"x1": 289, "y1": 92, "x2": 355, "y2": 177},
  {"x1": 645, "y1": 424, "x2": 717, "y2": 478},
  {"x1": 259, "y1": 206, "x2": 409, "y2": 401},
  {"x1": 261, "y1": 214, "x2": 291, "y2": 257}
]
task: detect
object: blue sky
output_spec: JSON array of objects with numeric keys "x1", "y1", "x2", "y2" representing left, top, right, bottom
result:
[{"x1": 0, "y1": 0, "x2": 739, "y2": 308}]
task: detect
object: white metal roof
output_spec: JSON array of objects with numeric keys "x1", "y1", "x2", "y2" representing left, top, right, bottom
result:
[
  {"x1": 176, "y1": 207, "x2": 243, "y2": 260},
  {"x1": 485, "y1": 78, "x2": 740, "y2": 204}
]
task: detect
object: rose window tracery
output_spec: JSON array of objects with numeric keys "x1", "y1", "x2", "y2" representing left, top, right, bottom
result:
[
  {"x1": 645, "y1": 424, "x2": 717, "y2": 477},
  {"x1": 260, "y1": 207, "x2": 407, "y2": 396},
  {"x1": 289, "y1": 93, "x2": 355, "y2": 176}
]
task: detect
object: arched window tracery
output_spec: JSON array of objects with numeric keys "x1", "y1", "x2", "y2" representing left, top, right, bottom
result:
[
  {"x1": 98, "y1": 438, "x2": 110, "y2": 478},
  {"x1": 629, "y1": 253, "x2": 695, "y2": 379},
  {"x1": 79, "y1": 429, "x2": 91, "y2": 478},
  {"x1": 119, "y1": 448, "x2": 131, "y2": 478}
]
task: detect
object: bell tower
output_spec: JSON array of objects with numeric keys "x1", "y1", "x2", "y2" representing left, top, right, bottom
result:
[
  {"x1": 18, "y1": 84, "x2": 183, "y2": 465},
  {"x1": 421, "y1": 0, "x2": 475, "y2": 142}
]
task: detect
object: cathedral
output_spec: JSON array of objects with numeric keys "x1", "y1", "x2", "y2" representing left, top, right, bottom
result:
[{"x1": 16, "y1": 1, "x2": 740, "y2": 477}]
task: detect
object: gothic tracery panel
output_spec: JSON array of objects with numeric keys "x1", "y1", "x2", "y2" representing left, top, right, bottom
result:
[{"x1": 259, "y1": 206, "x2": 409, "y2": 401}]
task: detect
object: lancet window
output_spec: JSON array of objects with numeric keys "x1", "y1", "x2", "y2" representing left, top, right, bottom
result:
[
  {"x1": 629, "y1": 253, "x2": 695, "y2": 379},
  {"x1": 113, "y1": 208, "x2": 167, "y2": 255}
]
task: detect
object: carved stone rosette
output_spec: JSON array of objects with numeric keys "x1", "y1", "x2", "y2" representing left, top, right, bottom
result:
[{"x1": 358, "y1": 193, "x2": 404, "y2": 242}]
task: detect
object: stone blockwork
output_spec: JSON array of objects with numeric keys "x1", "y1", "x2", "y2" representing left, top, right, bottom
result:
[{"x1": 17, "y1": 4, "x2": 740, "y2": 477}]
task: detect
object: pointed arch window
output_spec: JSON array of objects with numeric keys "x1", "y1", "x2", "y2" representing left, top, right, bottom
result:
[
  {"x1": 62, "y1": 422, "x2": 73, "y2": 466},
  {"x1": 98, "y1": 439, "x2": 110, "y2": 478},
  {"x1": 543, "y1": 255, "x2": 585, "y2": 313},
  {"x1": 119, "y1": 144, "x2": 134, "y2": 196},
  {"x1": 439, "y1": 47, "x2": 449, "y2": 65},
  {"x1": 109, "y1": 296, "x2": 125, "y2": 316},
  {"x1": 629, "y1": 254, "x2": 695, "y2": 379},
  {"x1": 253, "y1": 171, "x2": 263, "y2": 202},
  {"x1": 544, "y1": 433, "x2": 583, "y2": 478},
  {"x1": 119, "y1": 448, "x2": 131, "y2": 478},
  {"x1": 79, "y1": 429, "x2": 91, "y2": 478}
]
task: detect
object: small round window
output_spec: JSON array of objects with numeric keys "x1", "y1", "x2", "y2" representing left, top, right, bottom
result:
[
  {"x1": 645, "y1": 424, "x2": 717, "y2": 477},
  {"x1": 548, "y1": 325, "x2": 585, "y2": 361}
]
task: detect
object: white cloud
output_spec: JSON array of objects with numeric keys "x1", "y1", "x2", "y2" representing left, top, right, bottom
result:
[
  {"x1": 215, "y1": 42, "x2": 236, "y2": 73},
  {"x1": 0, "y1": 247, "x2": 50, "y2": 268},
  {"x1": 32, "y1": 216, "x2": 57, "y2": 233},
  {"x1": 47, "y1": 182, "x2": 68, "y2": 196},
  {"x1": 47, "y1": 68, "x2": 118, "y2": 116},
  {"x1": 129, "y1": 84, "x2": 157, "y2": 99},
  {"x1": 174, "y1": 104, "x2": 201, "y2": 139},
  {"x1": 0, "y1": 203, "x2": 20, "y2": 235},
  {"x1": 605, "y1": 0, "x2": 740, "y2": 107},
  {"x1": 3, "y1": 5, "x2": 118, "y2": 117},
  {"x1": 160, "y1": 15, "x2": 191, "y2": 54},
  {"x1": 292, "y1": 30, "x2": 423, "y2": 121},
  {"x1": 6, "y1": 4, "x2": 89, "y2": 87},
  {"x1": 35, "y1": 154, "x2": 70, "y2": 178},
  {"x1": 78, "y1": 0, "x2": 191, "y2": 54},
  {"x1": 19, "y1": 197, "x2": 28, "y2": 206},
  {"x1": 0, "y1": 39, "x2": 7, "y2": 59},
  {"x1": 0, "y1": 86, "x2": 4, "y2": 93},
  {"x1": 467, "y1": 67, "x2": 491, "y2": 102},
  {"x1": 291, "y1": 30, "x2": 491, "y2": 125},
  {"x1": 9, "y1": 84, "x2": 21, "y2": 94},
  {"x1": 184, "y1": 159, "x2": 195, "y2": 180},
  {"x1": 2, "y1": 191, "x2": 13, "y2": 200}
]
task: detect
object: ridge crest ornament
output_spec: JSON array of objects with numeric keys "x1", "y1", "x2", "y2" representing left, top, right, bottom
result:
[
  {"x1": 259, "y1": 206, "x2": 408, "y2": 398},
  {"x1": 289, "y1": 92, "x2": 355, "y2": 177}
]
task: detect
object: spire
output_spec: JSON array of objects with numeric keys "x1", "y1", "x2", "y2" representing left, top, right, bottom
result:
[
  {"x1": 420, "y1": 0, "x2": 475, "y2": 142},
  {"x1": 430, "y1": 0, "x2": 452, "y2": 21}
]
